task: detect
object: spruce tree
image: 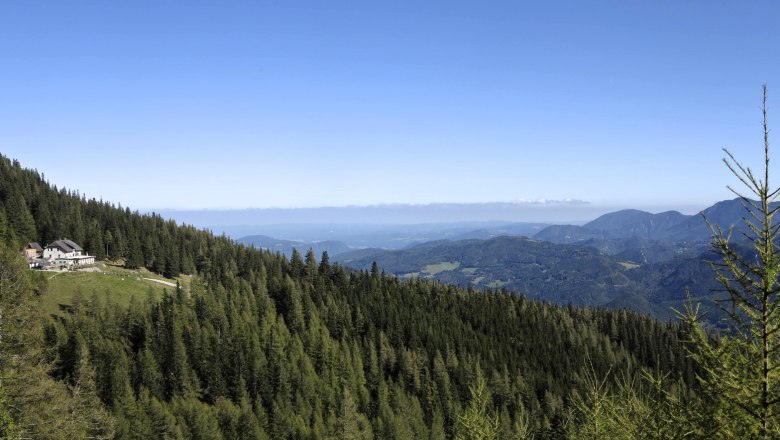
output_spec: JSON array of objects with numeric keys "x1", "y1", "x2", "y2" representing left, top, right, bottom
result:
[
  {"x1": 684, "y1": 85, "x2": 780, "y2": 438},
  {"x1": 455, "y1": 375, "x2": 500, "y2": 440}
]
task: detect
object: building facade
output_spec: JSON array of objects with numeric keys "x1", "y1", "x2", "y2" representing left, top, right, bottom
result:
[
  {"x1": 22, "y1": 239, "x2": 95, "y2": 270},
  {"x1": 43, "y1": 239, "x2": 84, "y2": 260},
  {"x1": 22, "y1": 242, "x2": 43, "y2": 259}
]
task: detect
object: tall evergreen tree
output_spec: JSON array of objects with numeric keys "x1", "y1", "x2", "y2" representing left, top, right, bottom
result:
[
  {"x1": 456, "y1": 375, "x2": 500, "y2": 440},
  {"x1": 683, "y1": 85, "x2": 780, "y2": 438}
]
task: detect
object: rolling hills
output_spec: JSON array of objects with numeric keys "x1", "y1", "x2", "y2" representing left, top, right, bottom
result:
[
  {"x1": 335, "y1": 199, "x2": 764, "y2": 322},
  {"x1": 535, "y1": 198, "x2": 768, "y2": 246},
  {"x1": 335, "y1": 235, "x2": 724, "y2": 320}
]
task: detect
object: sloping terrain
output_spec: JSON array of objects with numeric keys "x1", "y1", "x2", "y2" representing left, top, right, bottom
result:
[
  {"x1": 0, "y1": 153, "x2": 699, "y2": 439},
  {"x1": 534, "y1": 198, "x2": 763, "y2": 245},
  {"x1": 336, "y1": 235, "x2": 728, "y2": 321}
]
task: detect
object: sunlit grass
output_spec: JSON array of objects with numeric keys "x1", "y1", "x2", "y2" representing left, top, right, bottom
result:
[{"x1": 40, "y1": 266, "x2": 182, "y2": 317}]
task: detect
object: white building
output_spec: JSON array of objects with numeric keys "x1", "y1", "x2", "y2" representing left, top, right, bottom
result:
[
  {"x1": 43, "y1": 239, "x2": 84, "y2": 259},
  {"x1": 43, "y1": 239, "x2": 95, "y2": 268},
  {"x1": 53, "y1": 256, "x2": 95, "y2": 268}
]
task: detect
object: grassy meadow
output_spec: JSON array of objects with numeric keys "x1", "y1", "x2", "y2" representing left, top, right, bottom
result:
[{"x1": 39, "y1": 263, "x2": 187, "y2": 317}]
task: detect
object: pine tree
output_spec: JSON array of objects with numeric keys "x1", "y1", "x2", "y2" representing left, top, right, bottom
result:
[
  {"x1": 684, "y1": 85, "x2": 780, "y2": 437},
  {"x1": 0, "y1": 207, "x2": 14, "y2": 246},
  {"x1": 6, "y1": 192, "x2": 35, "y2": 246},
  {"x1": 334, "y1": 387, "x2": 373, "y2": 440},
  {"x1": 0, "y1": 246, "x2": 115, "y2": 439},
  {"x1": 455, "y1": 375, "x2": 499, "y2": 440}
]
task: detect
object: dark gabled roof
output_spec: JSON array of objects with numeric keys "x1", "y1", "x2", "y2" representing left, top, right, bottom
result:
[
  {"x1": 26, "y1": 242, "x2": 43, "y2": 252},
  {"x1": 46, "y1": 239, "x2": 82, "y2": 253},
  {"x1": 61, "y1": 239, "x2": 83, "y2": 251},
  {"x1": 46, "y1": 241, "x2": 73, "y2": 252}
]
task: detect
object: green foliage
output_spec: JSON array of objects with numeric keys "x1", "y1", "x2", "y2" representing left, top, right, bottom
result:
[
  {"x1": 338, "y1": 234, "x2": 723, "y2": 321},
  {"x1": 456, "y1": 375, "x2": 500, "y2": 440},
  {"x1": 0, "y1": 383, "x2": 19, "y2": 440},
  {"x1": 682, "y1": 85, "x2": 780, "y2": 438},
  {"x1": 0, "y1": 153, "x2": 702, "y2": 439},
  {"x1": 569, "y1": 366, "x2": 697, "y2": 440},
  {"x1": 0, "y1": 246, "x2": 115, "y2": 439},
  {"x1": 40, "y1": 270, "x2": 169, "y2": 317},
  {"x1": 570, "y1": 86, "x2": 780, "y2": 439},
  {"x1": 333, "y1": 387, "x2": 373, "y2": 439},
  {"x1": 36, "y1": 243, "x2": 694, "y2": 438}
]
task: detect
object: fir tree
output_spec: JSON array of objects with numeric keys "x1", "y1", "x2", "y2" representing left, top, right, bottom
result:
[{"x1": 684, "y1": 85, "x2": 780, "y2": 438}]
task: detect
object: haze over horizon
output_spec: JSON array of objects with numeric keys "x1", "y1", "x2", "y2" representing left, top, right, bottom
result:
[
  {"x1": 153, "y1": 199, "x2": 711, "y2": 229},
  {"x1": 2, "y1": 1, "x2": 779, "y2": 213}
]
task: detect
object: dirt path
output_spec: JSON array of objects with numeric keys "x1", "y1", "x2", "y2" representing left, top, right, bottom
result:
[
  {"x1": 142, "y1": 277, "x2": 177, "y2": 287},
  {"x1": 77, "y1": 267, "x2": 103, "y2": 273}
]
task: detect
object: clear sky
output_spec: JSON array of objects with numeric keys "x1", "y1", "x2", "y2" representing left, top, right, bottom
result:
[{"x1": 1, "y1": 1, "x2": 779, "y2": 213}]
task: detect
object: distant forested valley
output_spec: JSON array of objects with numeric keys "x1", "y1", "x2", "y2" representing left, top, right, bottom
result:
[{"x1": 241, "y1": 199, "x2": 761, "y2": 325}]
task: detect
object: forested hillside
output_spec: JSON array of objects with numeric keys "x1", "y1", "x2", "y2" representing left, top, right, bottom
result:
[
  {"x1": 336, "y1": 236, "x2": 727, "y2": 321},
  {"x1": 0, "y1": 154, "x2": 699, "y2": 439}
]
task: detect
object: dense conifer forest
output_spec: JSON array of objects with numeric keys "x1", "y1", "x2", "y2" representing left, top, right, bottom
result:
[{"x1": 0, "y1": 154, "x2": 703, "y2": 438}]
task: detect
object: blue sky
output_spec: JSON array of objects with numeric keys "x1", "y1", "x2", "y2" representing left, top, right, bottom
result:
[{"x1": 1, "y1": 1, "x2": 779, "y2": 214}]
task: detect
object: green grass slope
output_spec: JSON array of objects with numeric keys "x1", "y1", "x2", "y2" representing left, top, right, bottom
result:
[{"x1": 41, "y1": 263, "x2": 185, "y2": 317}]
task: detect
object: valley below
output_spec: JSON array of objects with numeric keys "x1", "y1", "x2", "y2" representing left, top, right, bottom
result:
[{"x1": 235, "y1": 199, "x2": 756, "y2": 325}]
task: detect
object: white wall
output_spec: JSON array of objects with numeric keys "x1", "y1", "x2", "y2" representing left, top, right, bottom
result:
[{"x1": 44, "y1": 247, "x2": 75, "y2": 260}]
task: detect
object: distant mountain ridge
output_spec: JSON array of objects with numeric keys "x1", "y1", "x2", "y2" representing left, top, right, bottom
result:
[
  {"x1": 234, "y1": 221, "x2": 551, "y2": 251},
  {"x1": 232, "y1": 199, "x2": 758, "y2": 258},
  {"x1": 335, "y1": 198, "x2": 769, "y2": 323},
  {"x1": 535, "y1": 198, "x2": 773, "y2": 245},
  {"x1": 584, "y1": 209, "x2": 689, "y2": 239}
]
